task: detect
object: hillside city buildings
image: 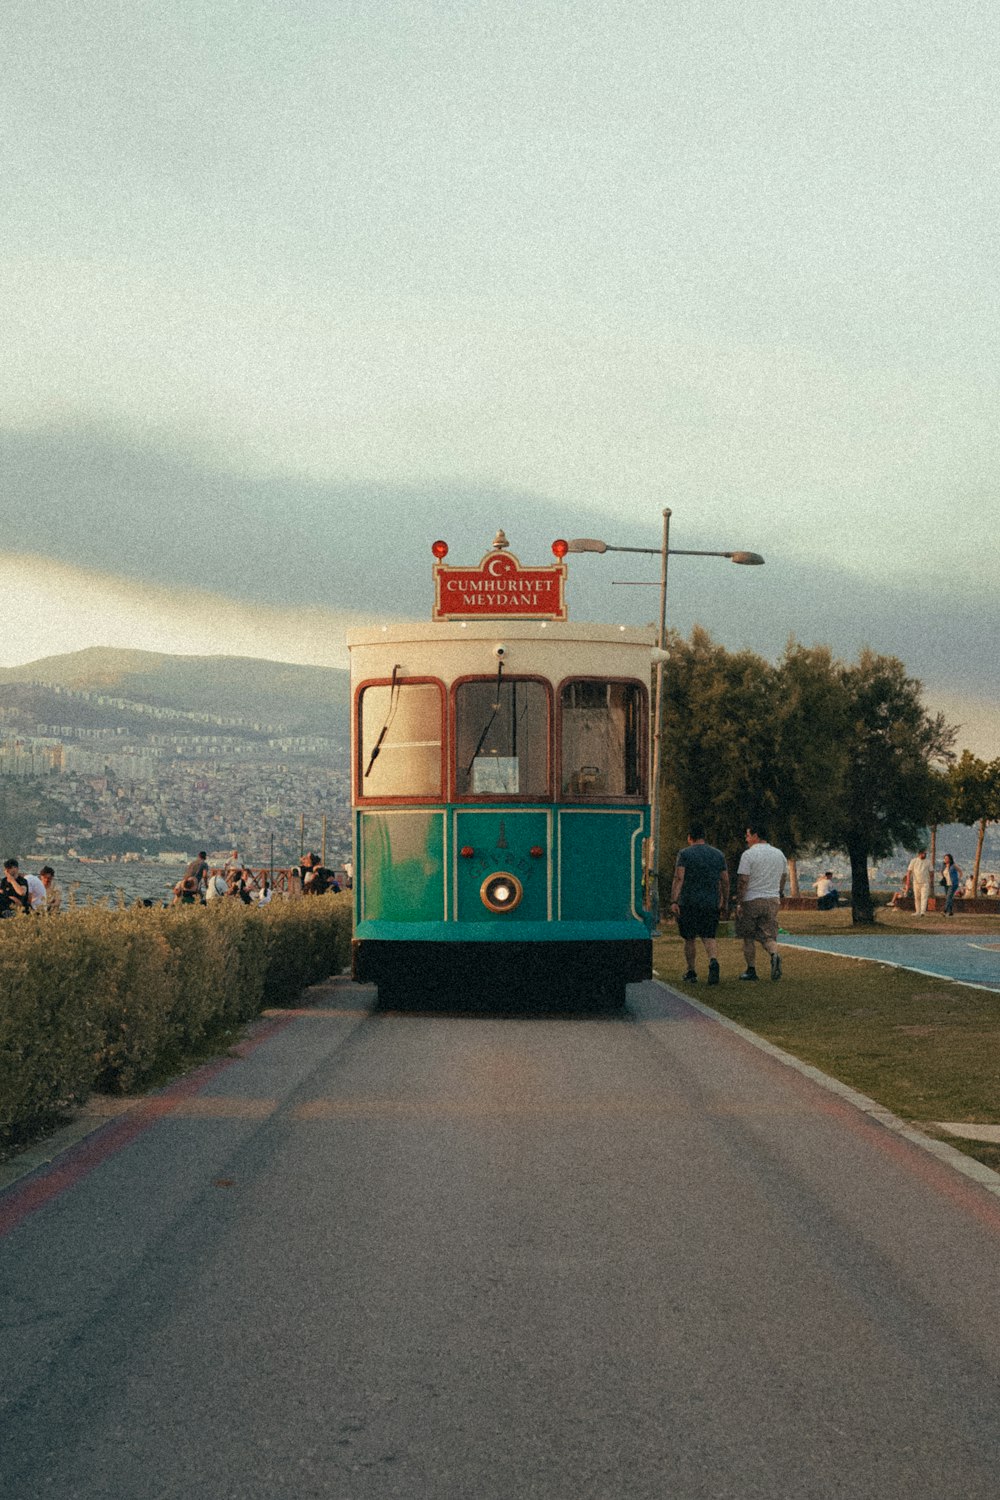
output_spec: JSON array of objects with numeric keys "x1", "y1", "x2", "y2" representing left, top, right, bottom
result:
[{"x1": 0, "y1": 680, "x2": 350, "y2": 868}]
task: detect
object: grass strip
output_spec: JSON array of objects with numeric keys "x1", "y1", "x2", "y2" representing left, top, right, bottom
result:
[{"x1": 653, "y1": 908, "x2": 1000, "y2": 1174}]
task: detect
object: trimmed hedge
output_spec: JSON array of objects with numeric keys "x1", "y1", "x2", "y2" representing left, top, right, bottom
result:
[{"x1": 0, "y1": 895, "x2": 352, "y2": 1152}]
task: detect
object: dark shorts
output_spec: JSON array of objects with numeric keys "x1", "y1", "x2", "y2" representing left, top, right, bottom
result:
[{"x1": 676, "y1": 903, "x2": 720, "y2": 941}]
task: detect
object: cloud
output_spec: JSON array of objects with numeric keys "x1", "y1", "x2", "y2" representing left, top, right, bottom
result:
[
  {"x1": 1, "y1": 552, "x2": 375, "y2": 672},
  {"x1": 3, "y1": 425, "x2": 997, "y2": 756},
  {"x1": 1, "y1": 423, "x2": 581, "y2": 617}
]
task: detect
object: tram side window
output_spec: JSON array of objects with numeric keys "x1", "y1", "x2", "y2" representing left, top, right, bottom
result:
[
  {"x1": 454, "y1": 679, "x2": 549, "y2": 798},
  {"x1": 359, "y1": 681, "x2": 443, "y2": 798},
  {"x1": 560, "y1": 680, "x2": 644, "y2": 799}
]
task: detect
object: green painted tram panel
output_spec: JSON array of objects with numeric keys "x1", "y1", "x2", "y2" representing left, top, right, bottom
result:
[
  {"x1": 453, "y1": 809, "x2": 550, "y2": 925},
  {"x1": 359, "y1": 810, "x2": 446, "y2": 923},
  {"x1": 558, "y1": 808, "x2": 647, "y2": 924}
]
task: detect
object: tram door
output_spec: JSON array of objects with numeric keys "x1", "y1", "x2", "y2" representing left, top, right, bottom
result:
[{"x1": 452, "y1": 675, "x2": 550, "y2": 924}]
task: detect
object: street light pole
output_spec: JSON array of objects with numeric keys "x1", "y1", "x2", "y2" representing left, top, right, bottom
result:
[{"x1": 650, "y1": 507, "x2": 670, "y2": 919}]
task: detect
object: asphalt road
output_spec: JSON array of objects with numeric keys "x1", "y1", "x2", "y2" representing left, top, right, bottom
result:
[{"x1": 2, "y1": 977, "x2": 1000, "y2": 1499}]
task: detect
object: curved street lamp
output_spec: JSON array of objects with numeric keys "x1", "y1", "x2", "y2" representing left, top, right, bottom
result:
[{"x1": 565, "y1": 508, "x2": 765, "y2": 925}]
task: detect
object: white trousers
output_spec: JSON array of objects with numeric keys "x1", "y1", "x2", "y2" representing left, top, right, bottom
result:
[{"x1": 913, "y1": 883, "x2": 931, "y2": 915}]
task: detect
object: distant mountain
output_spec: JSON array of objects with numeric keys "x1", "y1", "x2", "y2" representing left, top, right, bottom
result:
[{"x1": 0, "y1": 648, "x2": 350, "y2": 737}]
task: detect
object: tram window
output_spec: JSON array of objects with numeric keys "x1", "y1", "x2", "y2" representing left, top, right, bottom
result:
[
  {"x1": 560, "y1": 680, "x2": 644, "y2": 799},
  {"x1": 359, "y1": 681, "x2": 443, "y2": 798},
  {"x1": 455, "y1": 679, "x2": 549, "y2": 799}
]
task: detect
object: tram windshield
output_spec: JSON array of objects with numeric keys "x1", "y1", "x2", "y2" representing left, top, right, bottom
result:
[
  {"x1": 455, "y1": 678, "x2": 549, "y2": 798},
  {"x1": 359, "y1": 680, "x2": 443, "y2": 798},
  {"x1": 560, "y1": 680, "x2": 644, "y2": 799}
]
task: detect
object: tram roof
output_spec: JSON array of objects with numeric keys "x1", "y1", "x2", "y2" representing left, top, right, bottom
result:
[{"x1": 346, "y1": 620, "x2": 657, "y2": 648}]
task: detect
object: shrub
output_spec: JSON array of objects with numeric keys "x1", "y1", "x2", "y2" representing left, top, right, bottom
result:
[
  {"x1": 259, "y1": 894, "x2": 353, "y2": 1007},
  {"x1": 0, "y1": 920, "x2": 103, "y2": 1149},
  {"x1": 0, "y1": 894, "x2": 353, "y2": 1151},
  {"x1": 86, "y1": 909, "x2": 176, "y2": 1093}
]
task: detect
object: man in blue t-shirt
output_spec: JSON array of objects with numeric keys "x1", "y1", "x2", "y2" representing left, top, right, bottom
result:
[{"x1": 670, "y1": 823, "x2": 730, "y2": 985}]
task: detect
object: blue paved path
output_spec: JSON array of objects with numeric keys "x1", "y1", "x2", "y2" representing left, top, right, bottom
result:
[{"x1": 781, "y1": 932, "x2": 1000, "y2": 992}]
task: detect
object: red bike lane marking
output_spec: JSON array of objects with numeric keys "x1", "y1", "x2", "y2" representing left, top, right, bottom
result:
[{"x1": 0, "y1": 1012, "x2": 297, "y2": 1241}]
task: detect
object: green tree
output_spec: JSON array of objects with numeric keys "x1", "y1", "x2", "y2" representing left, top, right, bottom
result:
[
  {"x1": 771, "y1": 643, "x2": 849, "y2": 868},
  {"x1": 660, "y1": 632, "x2": 848, "y2": 890},
  {"x1": 661, "y1": 628, "x2": 783, "y2": 880},
  {"x1": 948, "y1": 752, "x2": 1000, "y2": 898},
  {"x1": 829, "y1": 651, "x2": 955, "y2": 924},
  {"x1": 660, "y1": 635, "x2": 955, "y2": 926}
]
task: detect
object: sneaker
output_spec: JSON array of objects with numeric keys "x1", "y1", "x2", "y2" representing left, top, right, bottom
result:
[
  {"x1": 707, "y1": 959, "x2": 720, "y2": 986},
  {"x1": 683, "y1": 969, "x2": 698, "y2": 982},
  {"x1": 738, "y1": 968, "x2": 758, "y2": 982},
  {"x1": 770, "y1": 953, "x2": 782, "y2": 982}
]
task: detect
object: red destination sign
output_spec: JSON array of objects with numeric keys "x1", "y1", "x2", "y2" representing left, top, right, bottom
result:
[{"x1": 432, "y1": 538, "x2": 567, "y2": 621}]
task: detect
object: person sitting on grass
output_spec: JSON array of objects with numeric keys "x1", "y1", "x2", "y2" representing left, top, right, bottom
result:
[
  {"x1": 204, "y1": 871, "x2": 229, "y2": 903},
  {"x1": 172, "y1": 876, "x2": 201, "y2": 906},
  {"x1": 815, "y1": 871, "x2": 840, "y2": 910},
  {"x1": 227, "y1": 868, "x2": 253, "y2": 904},
  {"x1": 38, "y1": 866, "x2": 61, "y2": 913},
  {"x1": 0, "y1": 859, "x2": 32, "y2": 917}
]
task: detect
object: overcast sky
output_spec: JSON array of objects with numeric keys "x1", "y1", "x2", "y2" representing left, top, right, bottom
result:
[{"x1": 3, "y1": 1, "x2": 997, "y2": 752}]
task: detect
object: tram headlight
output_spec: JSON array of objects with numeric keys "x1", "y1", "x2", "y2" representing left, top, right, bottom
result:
[{"x1": 480, "y1": 871, "x2": 523, "y2": 913}]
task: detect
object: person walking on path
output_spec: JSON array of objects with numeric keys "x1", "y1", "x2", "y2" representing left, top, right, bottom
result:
[
  {"x1": 735, "y1": 824, "x2": 788, "y2": 982},
  {"x1": 941, "y1": 853, "x2": 962, "y2": 917},
  {"x1": 670, "y1": 822, "x2": 730, "y2": 985},
  {"x1": 905, "y1": 848, "x2": 933, "y2": 916}
]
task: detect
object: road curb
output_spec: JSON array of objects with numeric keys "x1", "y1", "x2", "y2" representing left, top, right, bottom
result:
[
  {"x1": 0, "y1": 1008, "x2": 297, "y2": 1199},
  {"x1": 0, "y1": 1109, "x2": 137, "y2": 1194},
  {"x1": 650, "y1": 977, "x2": 1000, "y2": 1203}
]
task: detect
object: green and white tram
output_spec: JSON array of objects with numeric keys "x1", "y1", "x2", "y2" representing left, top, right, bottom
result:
[{"x1": 349, "y1": 534, "x2": 658, "y2": 1006}]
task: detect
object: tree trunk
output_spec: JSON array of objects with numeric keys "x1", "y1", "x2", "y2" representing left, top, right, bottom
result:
[
  {"x1": 928, "y1": 824, "x2": 938, "y2": 912},
  {"x1": 973, "y1": 818, "x2": 986, "y2": 898},
  {"x1": 787, "y1": 857, "x2": 800, "y2": 897},
  {"x1": 848, "y1": 843, "x2": 876, "y2": 924}
]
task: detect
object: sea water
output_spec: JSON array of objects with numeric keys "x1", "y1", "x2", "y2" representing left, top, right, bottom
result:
[{"x1": 33, "y1": 859, "x2": 189, "y2": 907}]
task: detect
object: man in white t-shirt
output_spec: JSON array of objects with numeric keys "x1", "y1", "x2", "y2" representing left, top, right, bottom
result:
[
  {"x1": 904, "y1": 849, "x2": 932, "y2": 916},
  {"x1": 735, "y1": 824, "x2": 789, "y2": 982}
]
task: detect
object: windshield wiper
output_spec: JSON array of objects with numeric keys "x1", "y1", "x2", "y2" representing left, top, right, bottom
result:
[
  {"x1": 464, "y1": 661, "x2": 505, "y2": 777},
  {"x1": 364, "y1": 664, "x2": 401, "y2": 778}
]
